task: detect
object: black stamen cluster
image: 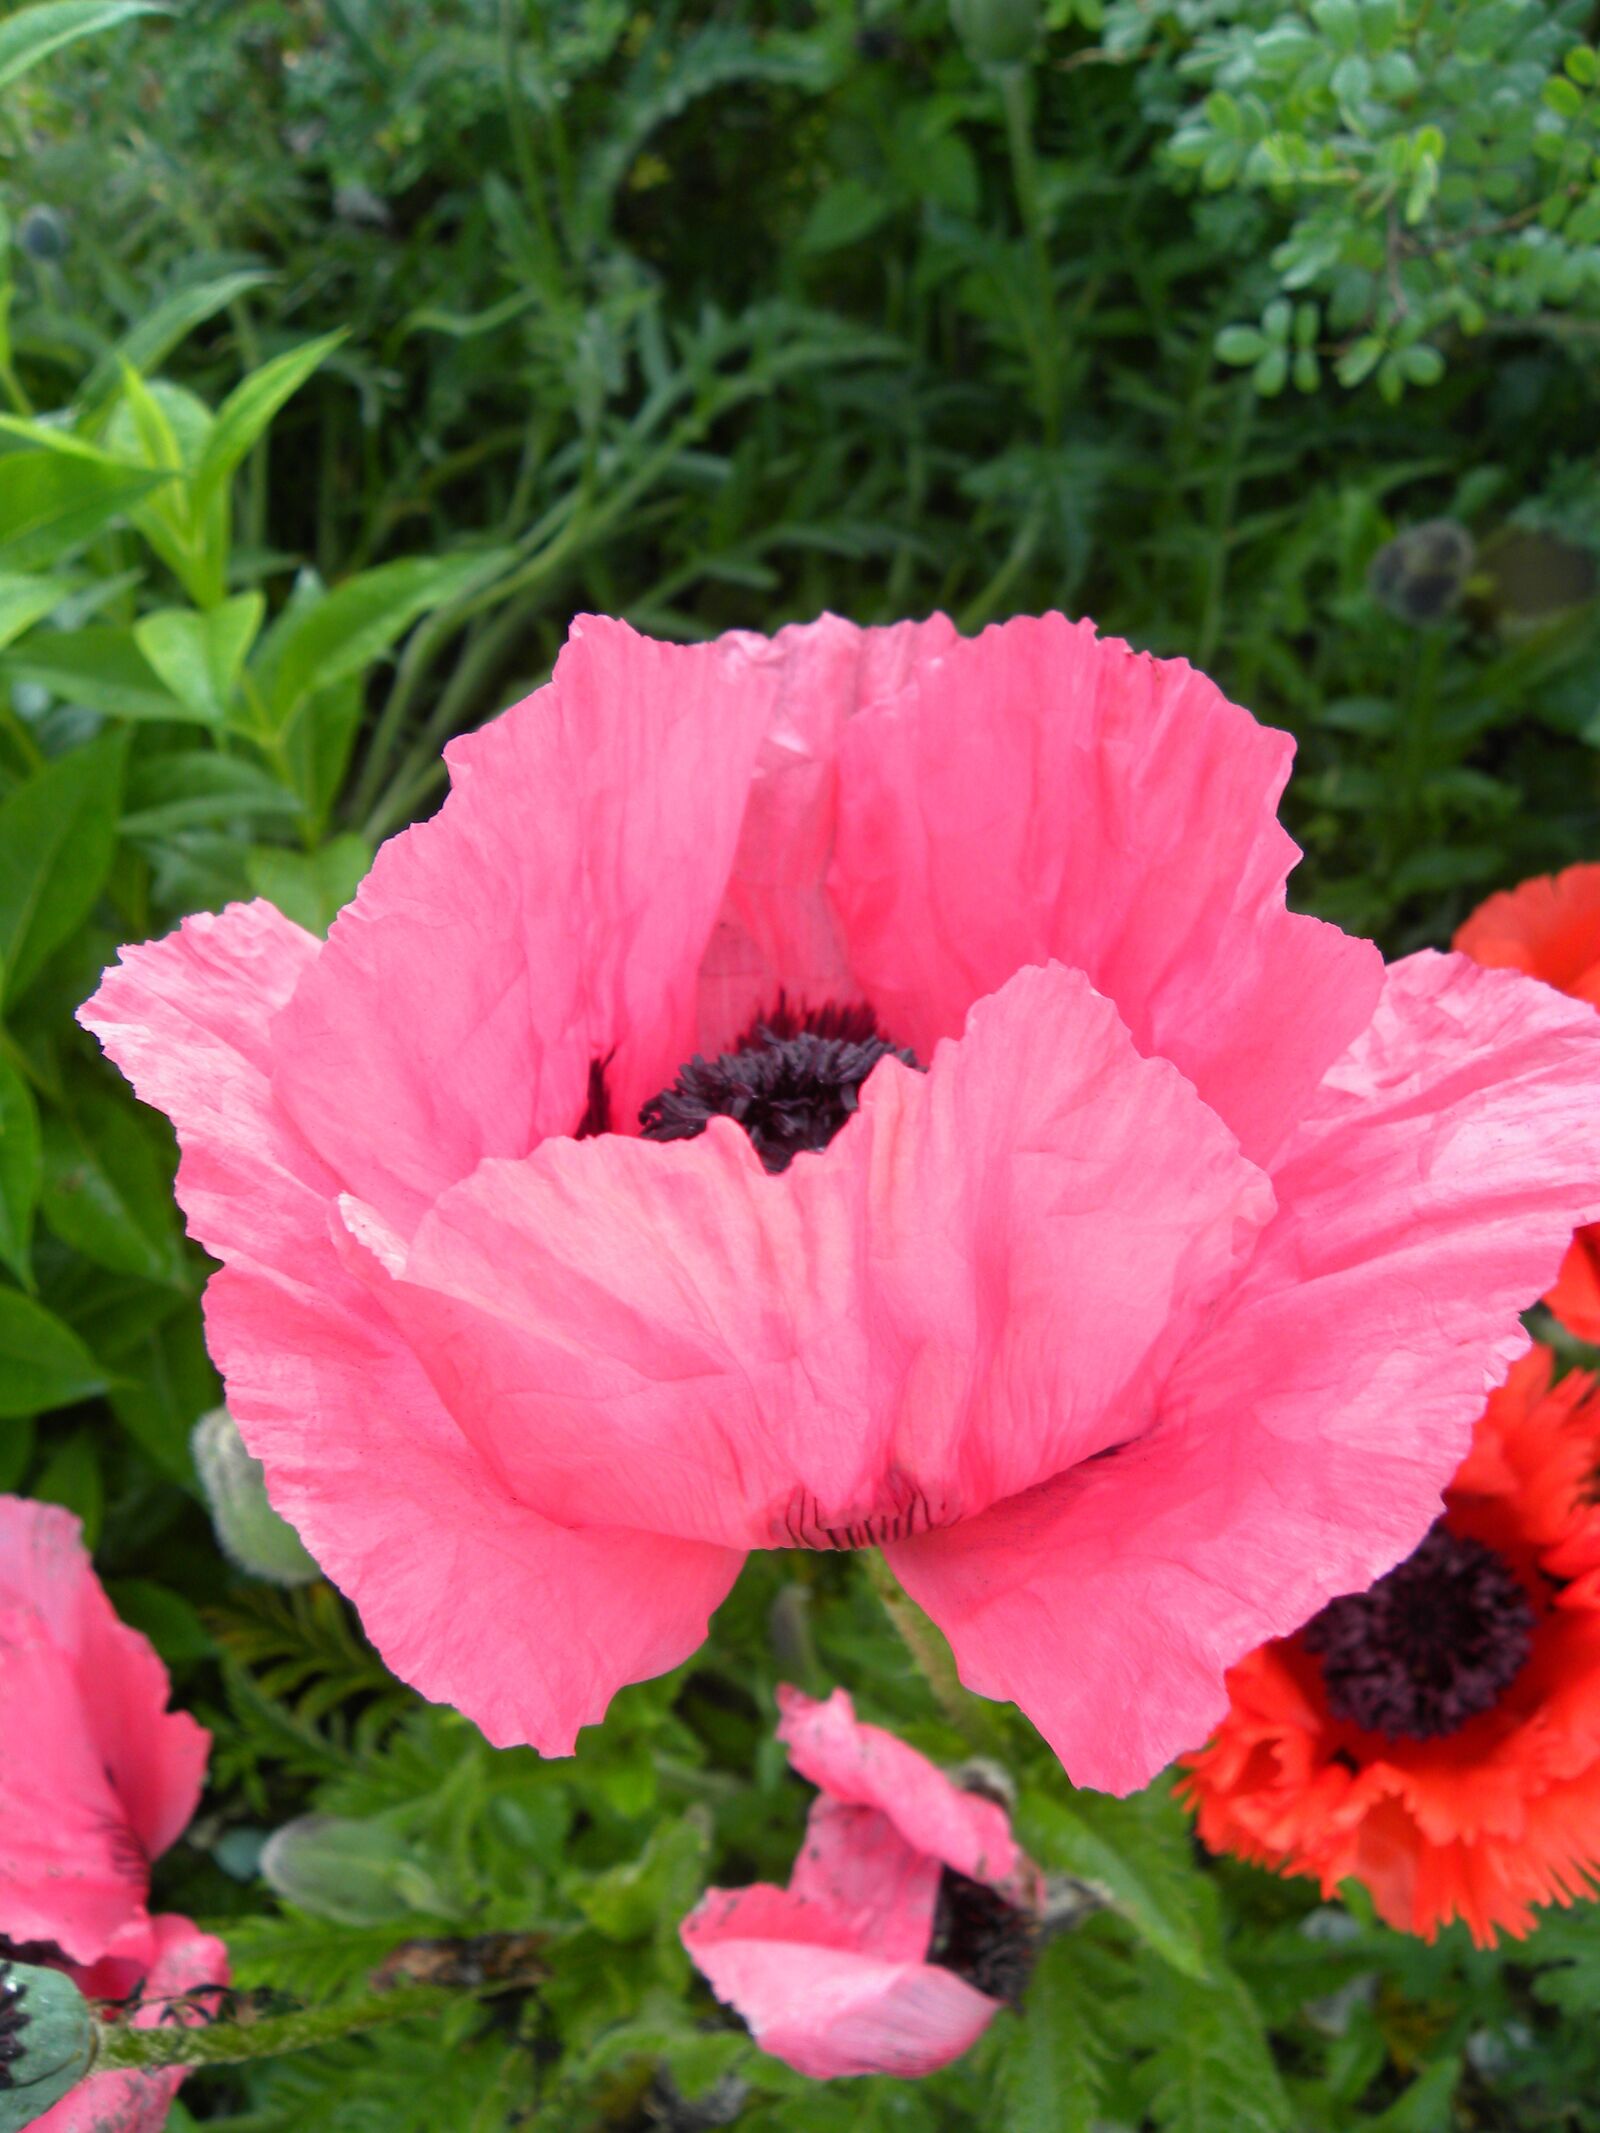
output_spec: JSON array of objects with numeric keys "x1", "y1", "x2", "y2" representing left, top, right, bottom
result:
[
  {"x1": 0, "y1": 1964, "x2": 31, "y2": 2090},
  {"x1": 1304, "y1": 1522, "x2": 1536, "y2": 1741},
  {"x1": 927, "y1": 1870, "x2": 1036, "y2": 2007},
  {"x1": 638, "y1": 1000, "x2": 918, "y2": 1174}
]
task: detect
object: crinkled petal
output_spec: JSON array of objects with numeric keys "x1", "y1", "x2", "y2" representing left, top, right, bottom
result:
[
  {"x1": 829, "y1": 611, "x2": 1383, "y2": 1165},
  {"x1": 778, "y1": 1687, "x2": 1024, "y2": 1896},
  {"x1": 890, "y1": 952, "x2": 1600, "y2": 1792},
  {"x1": 370, "y1": 963, "x2": 1270, "y2": 1549},
  {"x1": 81, "y1": 901, "x2": 741, "y2": 1756},
  {"x1": 682, "y1": 1883, "x2": 996, "y2": 2079},
  {"x1": 0, "y1": 1502, "x2": 207, "y2": 1962},
  {"x1": 269, "y1": 616, "x2": 779, "y2": 1234},
  {"x1": 695, "y1": 614, "x2": 958, "y2": 1053},
  {"x1": 784, "y1": 1799, "x2": 945, "y2": 1961},
  {"x1": 46, "y1": 1913, "x2": 228, "y2": 2133}
]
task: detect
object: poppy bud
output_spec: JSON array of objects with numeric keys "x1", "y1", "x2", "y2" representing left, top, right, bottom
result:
[
  {"x1": 16, "y1": 207, "x2": 68, "y2": 264},
  {"x1": 0, "y1": 1962, "x2": 95, "y2": 2133},
  {"x1": 1366, "y1": 518, "x2": 1475, "y2": 625},
  {"x1": 192, "y1": 1409, "x2": 319, "y2": 1587},
  {"x1": 949, "y1": 0, "x2": 1040, "y2": 70}
]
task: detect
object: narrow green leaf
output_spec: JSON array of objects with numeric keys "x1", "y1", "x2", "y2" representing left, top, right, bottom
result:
[
  {"x1": 0, "y1": 572, "x2": 75, "y2": 654},
  {"x1": 0, "y1": 1052, "x2": 41, "y2": 1286},
  {"x1": 0, "y1": 0, "x2": 162, "y2": 94},
  {"x1": 1001, "y1": 1937, "x2": 1107, "y2": 2133},
  {"x1": 32, "y1": 1425, "x2": 104, "y2": 1542},
  {"x1": 252, "y1": 551, "x2": 511, "y2": 734},
  {"x1": 0, "y1": 729, "x2": 127, "y2": 1005},
  {"x1": 134, "y1": 593, "x2": 263, "y2": 724},
  {"x1": 81, "y1": 269, "x2": 274, "y2": 410},
  {"x1": 0, "y1": 1290, "x2": 104, "y2": 1417},
  {"x1": 41, "y1": 1082, "x2": 185, "y2": 1287},
  {"x1": 2, "y1": 625, "x2": 192, "y2": 722},
  {"x1": 192, "y1": 333, "x2": 345, "y2": 516},
  {"x1": 120, "y1": 750, "x2": 299, "y2": 836},
  {"x1": 0, "y1": 447, "x2": 169, "y2": 570}
]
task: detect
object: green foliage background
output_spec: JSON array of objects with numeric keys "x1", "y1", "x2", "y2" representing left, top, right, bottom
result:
[{"x1": 4, "y1": 0, "x2": 1600, "y2": 2124}]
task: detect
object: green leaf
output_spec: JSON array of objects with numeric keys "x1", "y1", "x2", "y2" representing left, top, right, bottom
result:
[
  {"x1": 1140, "y1": 1966, "x2": 1292, "y2": 2133},
  {"x1": 1253, "y1": 345, "x2": 1289, "y2": 395},
  {"x1": 1567, "y1": 44, "x2": 1600, "y2": 87},
  {"x1": 32, "y1": 1426, "x2": 104, "y2": 1544},
  {"x1": 192, "y1": 333, "x2": 345, "y2": 517},
  {"x1": 1001, "y1": 1937, "x2": 1107, "y2": 2133},
  {"x1": 108, "y1": 1306, "x2": 214, "y2": 1484},
  {"x1": 134, "y1": 593, "x2": 263, "y2": 724},
  {"x1": 1336, "y1": 336, "x2": 1385, "y2": 387},
  {"x1": 1016, "y1": 1792, "x2": 1208, "y2": 1978},
  {"x1": 2, "y1": 624, "x2": 192, "y2": 722},
  {"x1": 0, "y1": 1415, "x2": 35, "y2": 1491},
  {"x1": 0, "y1": 1049, "x2": 41, "y2": 1279},
  {"x1": 106, "y1": 1578, "x2": 214, "y2": 1666},
  {"x1": 0, "y1": 1290, "x2": 104, "y2": 1417},
  {"x1": 246, "y1": 835, "x2": 372, "y2": 936},
  {"x1": 41, "y1": 1080, "x2": 185, "y2": 1287},
  {"x1": 1544, "y1": 74, "x2": 1585, "y2": 118},
  {"x1": 1398, "y1": 343, "x2": 1445, "y2": 386},
  {"x1": 1215, "y1": 325, "x2": 1267, "y2": 365},
  {"x1": 0, "y1": 1052, "x2": 41, "y2": 1287},
  {"x1": 252, "y1": 552, "x2": 511, "y2": 734},
  {"x1": 0, "y1": 729, "x2": 127, "y2": 1006},
  {"x1": 800, "y1": 179, "x2": 893, "y2": 254},
  {"x1": 0, "y1": 444, "x2": 170, "y2": 570},
  {"x1": 80, "y1": 269, "x2": 274, "y2": 411},
  {"x1": 0, "y1": 572, "x2": 75, "y2": 653},
  {"x1": 0, "y1": 0, "x2": 161, "y2": 93},
  {"x1": 121, "y1": 749, "x2": 298, "y2": 837}
]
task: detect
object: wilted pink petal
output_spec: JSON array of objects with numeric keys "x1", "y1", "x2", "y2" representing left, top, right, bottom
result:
[
  {"x1": 0, "y1": 1501, "x2": 208, "y2": 1963},
  {"x1": 80, "y1": 611, "x2": 1600, "y2": 1784},
  {"x1": 682, "y1": 1688, "x2": 1031, "y2": 2077}
]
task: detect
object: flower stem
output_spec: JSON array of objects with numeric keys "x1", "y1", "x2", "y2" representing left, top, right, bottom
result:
[
  {"x1": 865, "y1": 1553, "x2": 1006, "y2": 1752},
  {"x1": 89, "y1": 1985, "x2": 459, "y2": 2073}
]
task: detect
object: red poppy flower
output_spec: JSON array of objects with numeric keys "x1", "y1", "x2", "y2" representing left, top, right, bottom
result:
[
  {"x1": 1457, "y1": 865, "x2": 1600, "y2": 1340},
  {"x1": 1179, "y1": 1345, "x2": 1600, "y2": 1945},
  {"x1": 681, "y1": 1686, "x2": 1040, "y2": 2077}
]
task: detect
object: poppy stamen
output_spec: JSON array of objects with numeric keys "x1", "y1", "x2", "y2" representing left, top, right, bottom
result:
[
  {"x1": 1304, "y1": 1522, "x2": 1535, "y2": 1741},
  {"x1": 927, "y1": 1870, "x2": 1036, "y2": 2007},
  {"x1": 639, "y1": 998, "x2": 919, "y2": 1174}
]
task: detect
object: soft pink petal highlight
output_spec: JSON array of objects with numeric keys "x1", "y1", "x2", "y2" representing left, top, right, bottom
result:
[
  {"x1": 829, "y1": 611, "x2": 1383, "y2": 1165},
  {"x1": 891, "y1": 951, "x2": 1600, "y2": 1790}
]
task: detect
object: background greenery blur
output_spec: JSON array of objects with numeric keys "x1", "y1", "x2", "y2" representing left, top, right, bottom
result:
[{"x1": 5, "y1": 0, "x2": 1600, "y2": 2125}]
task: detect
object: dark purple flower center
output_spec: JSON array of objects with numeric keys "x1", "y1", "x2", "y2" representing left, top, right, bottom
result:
[
  {"x1": 1303, "y1": 1522, "x2": 1535, "y2": 1741},
  {"x1": 0, "y1": 1962, "x2": 32, "y2": 2090},
  {"x1": 928, "y1": 1869, "x2": 1035, "y2": 2006},
  {"x1": 639, "y1": 999, "x2": 919, "y2": 1174}
]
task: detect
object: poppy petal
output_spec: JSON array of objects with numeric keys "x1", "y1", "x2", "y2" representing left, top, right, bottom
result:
[
  {"x1": 890, "y1": 951, "x2": 1600, "y2": 1792},
  {"x1": 267, "y1": 616, "x2": 777, "y2": 1233},
  {"x1": 828, "y1": 610, "x2": 1384, "y2": 1165}
]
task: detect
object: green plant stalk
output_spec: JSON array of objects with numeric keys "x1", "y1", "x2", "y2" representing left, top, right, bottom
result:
[
  {"x1": 997, "y1": 65, "x2": 1062, "y2": 444},
  {"x1": 864, "y1": 1553, "x2": 1006, "y2": 1754},
  {"x1": 88, "y1": 1985, "x2": 459, "y2": 2074}
]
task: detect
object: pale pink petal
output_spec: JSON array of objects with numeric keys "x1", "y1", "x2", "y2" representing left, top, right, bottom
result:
[
  {"x1": 82, "y1": 903, "x2": 742, "y2": 1756},
  {"x1": 0, "y1": 1502, "x2": 207, "y2": 1962},
  {"x1": 828, "y1": 611, "x2": 1383, "y2": 1165},
  {"x1": 372, "y1": 963, "x2": 1270, "y2": 1549},
  {"x1": 890, "y1": 951, "x2": 1600, "y2": 1792},
  {"x1": 778, "y1": 1688, "x2": 1024, "y2": 1896},
  {"x1": 695, "y1": 614, "x2": 959, "y2": 1053},
  {"x1": 46, "y1": 1913, "x2": 228, "y2": 2133},
  {"x1": 682, "y1": 1881, "x2": 996, "y2": 2080},
  {"x1": 786, "y1": 1800, "x2": 945, "y2": 1961},
  {"x1": 269, "y1": 615, "x2": 781, "y2": 1234}
]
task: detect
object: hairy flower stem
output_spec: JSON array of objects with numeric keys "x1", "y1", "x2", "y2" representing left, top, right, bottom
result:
[
  {"x1": 87, "y1": 1984, "x2": 460, "y2": 2073},
  {"x1": 865, "y1": 1553, "x2": 1006, "y2": 1754}
]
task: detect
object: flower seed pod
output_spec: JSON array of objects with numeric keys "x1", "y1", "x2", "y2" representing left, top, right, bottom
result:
[
  {"x1": 192, "y1": 1409, "x2": 319, "y2": 1586},
  {"x1": 0, "y1": 1961, "x2": 95, "y2": 2133}
]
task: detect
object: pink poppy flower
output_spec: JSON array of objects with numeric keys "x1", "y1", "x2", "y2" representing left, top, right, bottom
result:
[
  {"x1": 81, "y1": 612, "x2": 1600, "y2": 1789},
  {"x1": 0, "y1": 1498, "x2": 226, "y2": 2131},
  {"x1": 681, "y1": 1686, "x2": 1039, "y2": 2078}
]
